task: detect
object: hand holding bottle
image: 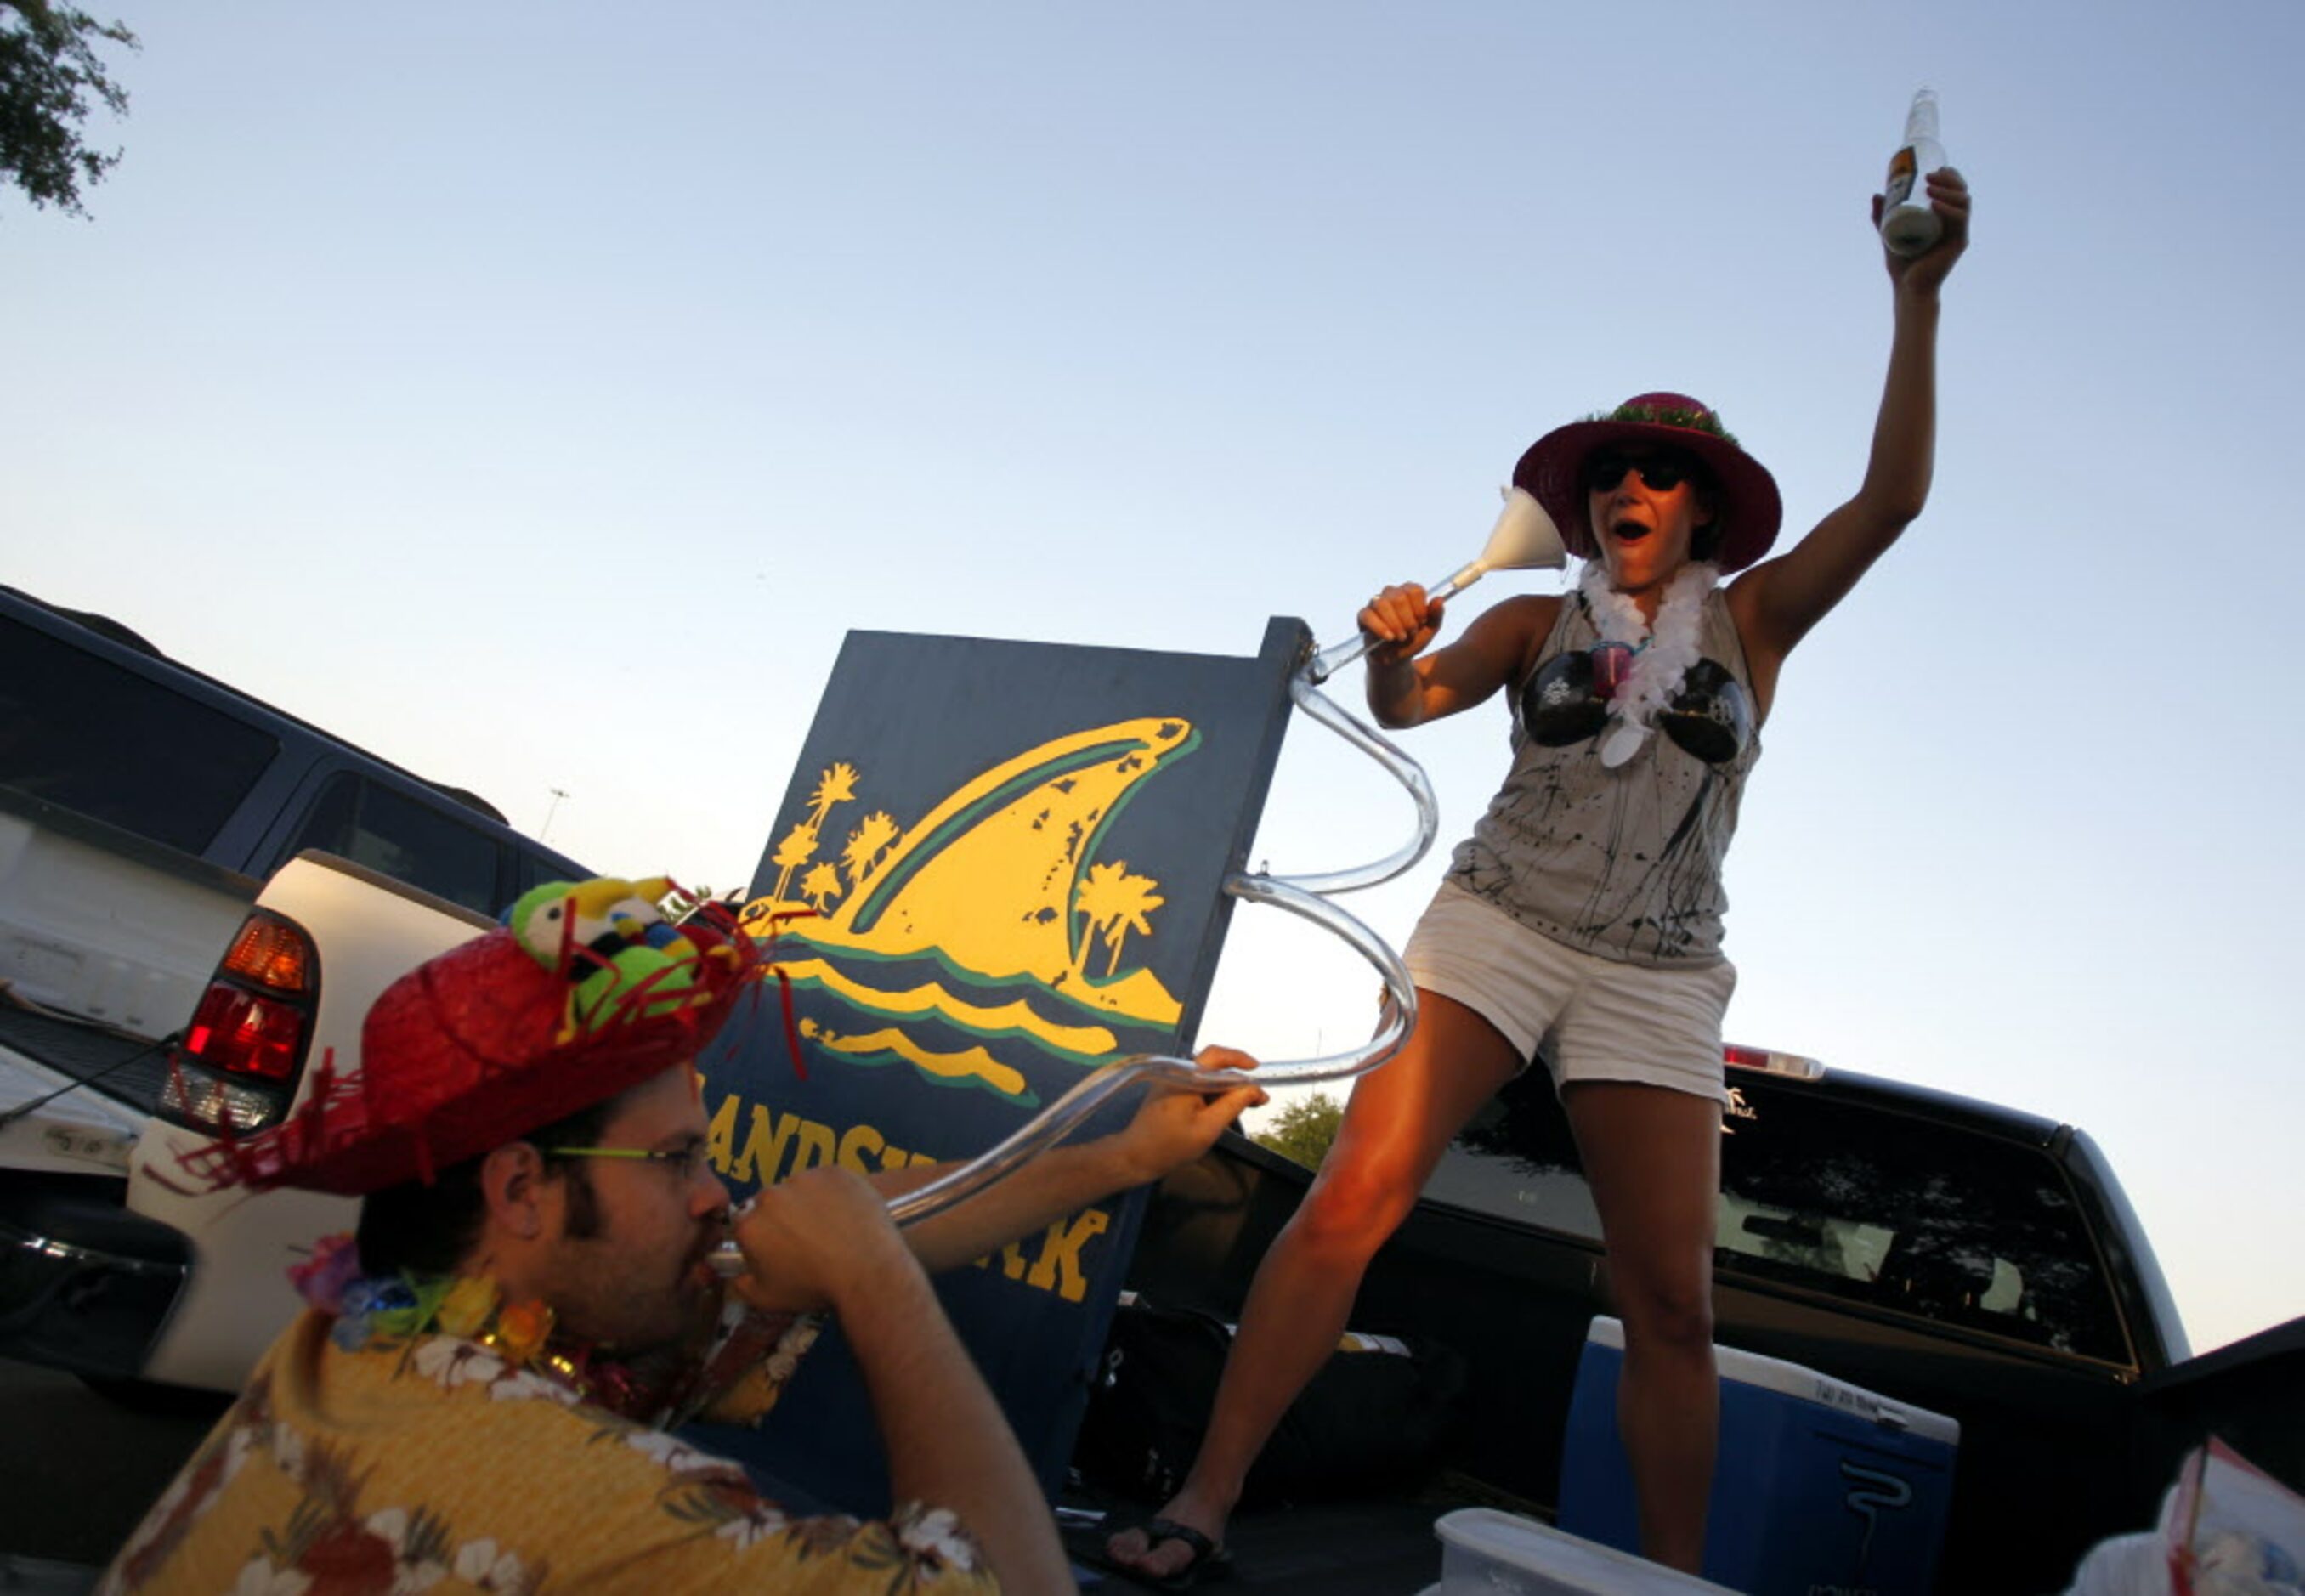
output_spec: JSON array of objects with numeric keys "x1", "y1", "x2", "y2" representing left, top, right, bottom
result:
[{"x1": 1874, "y1": 167, "x2": 1969, "y2": 299}]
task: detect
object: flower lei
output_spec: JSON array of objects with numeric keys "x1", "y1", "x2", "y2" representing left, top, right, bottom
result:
[
  {"x1": 1576, "y1": 556, "x2": 1721, "y2": 768},
  {"x1": 287, "y1": 1232, "x2": 658, "y2": 1417}
]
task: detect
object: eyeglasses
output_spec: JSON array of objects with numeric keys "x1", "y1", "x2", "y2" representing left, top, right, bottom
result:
[
  {"x1": 1586, "y1": 449, "x2": 1700, "y2": 494},
  {"x1": 547, "y1": 1140, "x2": 716, "y2": 1182}
]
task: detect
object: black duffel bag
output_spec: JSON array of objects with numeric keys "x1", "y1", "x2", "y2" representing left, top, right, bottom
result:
[{"x1": 1073, "y1": 1295, "x2": 1468, "y2": 1505}]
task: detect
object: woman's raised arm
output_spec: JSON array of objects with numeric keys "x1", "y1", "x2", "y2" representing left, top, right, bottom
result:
[{"x1": 1730, "y1": 167, "x2": 1971, "y2": 681}]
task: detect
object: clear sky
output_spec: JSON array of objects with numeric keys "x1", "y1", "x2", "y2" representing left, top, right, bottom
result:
[{"x1": 8, "y1": 3, "x2": 2300, "y2": 1354}]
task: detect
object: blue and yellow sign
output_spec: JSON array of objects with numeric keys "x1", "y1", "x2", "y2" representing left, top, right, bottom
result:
[{"x1": 697, "y1": 620, "x2": 1305, "y2": 1508}]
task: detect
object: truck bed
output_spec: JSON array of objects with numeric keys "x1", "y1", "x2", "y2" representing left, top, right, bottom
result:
[
  {"x1": 1113, "y1": 1103, "x2": 2206, "y2": 1596},
  {"x1": 1059, "y1": 1487, "x2": 1481, "y2": 1593},
  {"x1": 0, "y1": 1006, "x2": 174, "y2": 1118}
]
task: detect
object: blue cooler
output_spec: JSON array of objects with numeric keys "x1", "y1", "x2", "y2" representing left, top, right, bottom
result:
[{"x1": 1556, "y1": 1318, "x2": 1958, "y2": 1596}]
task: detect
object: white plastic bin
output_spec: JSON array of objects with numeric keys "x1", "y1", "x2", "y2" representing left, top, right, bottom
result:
[{"x1": 1428, "y1": 1508, "x2": 1741, "y2": 1594}]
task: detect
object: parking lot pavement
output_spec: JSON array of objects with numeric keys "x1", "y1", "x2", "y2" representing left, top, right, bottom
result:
[{"x1": 0, "y1": 1359, "x2": 222, "y2": 1574}]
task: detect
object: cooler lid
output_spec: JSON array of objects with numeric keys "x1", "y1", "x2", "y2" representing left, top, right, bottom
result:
[{"x1": 1583, "y1": 1317, "x2": 1961, "y2": 1446}]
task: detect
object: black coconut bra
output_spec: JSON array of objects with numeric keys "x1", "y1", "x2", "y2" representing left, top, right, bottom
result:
[{"x1": 1519, "y1": 644, "x2": 1753, "y2": 766}]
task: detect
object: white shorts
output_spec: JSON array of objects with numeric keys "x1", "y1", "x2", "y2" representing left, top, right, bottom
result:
[{"x1": 1402, "y1": 886, "x2": 1734, "y2": 1104}]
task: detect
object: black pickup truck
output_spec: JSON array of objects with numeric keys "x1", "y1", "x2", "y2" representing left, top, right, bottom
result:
[{"x1": 1107, "y1": 1048, "x2": 2304, "y2": 1594}]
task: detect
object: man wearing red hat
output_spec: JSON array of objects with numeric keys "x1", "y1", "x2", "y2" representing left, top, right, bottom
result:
[
  {"x1": 1109, "y1": 172, "x2": 1972, "y2": 1584},
  {"x1": 104, "y1": 877, "x2": 1263, "y2": 1596}
]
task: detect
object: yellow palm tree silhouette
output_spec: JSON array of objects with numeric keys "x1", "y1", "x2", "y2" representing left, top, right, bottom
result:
[
  {"x1": 842, "y1": 811, "x2": 901, "y2": 890},
  {"x1": 1074, "y1": 861, "x2": 1164, "y2": 978},
  {"x1": 809, "y1": 763, "x2": 858, "y2": 819},
  {"x1": 768, "y1": 763, "x2": 862, "y2": 908},
  {"x1": 768, "y1": 820, "x2": 818, "y2": 908}
]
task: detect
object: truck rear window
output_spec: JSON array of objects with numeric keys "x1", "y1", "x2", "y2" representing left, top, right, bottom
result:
[
  {"x1": 284, "y1": 774, "x2": 505, "y2": 915},
  {"x1": 1424, "y1": 1071, "x2": 2129, "y2": 1364},
  {"x1": 0, "y1": 615, "x2": 279, "y2": 855}
]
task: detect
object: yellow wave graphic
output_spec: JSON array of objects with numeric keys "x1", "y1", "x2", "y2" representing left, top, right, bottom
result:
[
  {"x1": 798, "y1": 1019, "x2": 1029, "y2": 1099},
  {"x1": 772, "y1": 957, "x2": 1120, "y2": 1058},
  {"x1": 746, "y1": 716, "x2": 1195, "y2": 1094}
]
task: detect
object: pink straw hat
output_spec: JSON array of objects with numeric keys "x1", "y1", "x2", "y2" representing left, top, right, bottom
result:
[{"x1": 1511, "y1": 393, "x2": 1783, "y2": 574}]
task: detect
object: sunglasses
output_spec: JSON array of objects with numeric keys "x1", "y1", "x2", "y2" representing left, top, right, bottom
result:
[{"x1": 1586, "y1": 449, "x2": 1702, "y2": 494}]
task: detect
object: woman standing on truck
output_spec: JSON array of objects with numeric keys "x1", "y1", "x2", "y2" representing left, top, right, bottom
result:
[{"x1": 1107, "y1": 169, "x2": 1971, "y2": 1582}]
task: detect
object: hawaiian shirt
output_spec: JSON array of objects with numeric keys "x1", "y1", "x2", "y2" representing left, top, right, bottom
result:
[{"x1": 99, "y1": 1310, "x2": 999, "y2": 1594}]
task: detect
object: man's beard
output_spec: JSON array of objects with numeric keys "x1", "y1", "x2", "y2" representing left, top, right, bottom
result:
[{"x1": 549, "y1": 1221, "x2": 723, "y2": 1355}]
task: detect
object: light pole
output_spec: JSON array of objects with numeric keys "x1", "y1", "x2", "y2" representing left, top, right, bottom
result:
[{"x1": 540, "y1": 787, "x2": 570, "y2": 843}]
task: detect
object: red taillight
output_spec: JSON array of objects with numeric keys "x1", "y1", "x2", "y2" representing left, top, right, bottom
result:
[
  {"x1": 183, "y1": 983, "x2": 303, "y2": 1081},
  {"x1": 160, "y1": 910, "x2": 320, "y2": 1135},
  {"x1": 1724, "y1": 1043, "x2": 1825, "y2": 1081}
]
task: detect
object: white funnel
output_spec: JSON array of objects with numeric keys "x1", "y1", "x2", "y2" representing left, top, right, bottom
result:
[
  {"x1": 1453, "y1": 487, "x2": 1568, "y2": 587},
  {"x1": 1302, "y1": 487, "x2": 1567, "y2": 685}
]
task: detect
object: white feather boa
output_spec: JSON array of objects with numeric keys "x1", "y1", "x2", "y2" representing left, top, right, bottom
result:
[{"x1": 1577, "y1": 557, "x2": 1722, "y2": 767}]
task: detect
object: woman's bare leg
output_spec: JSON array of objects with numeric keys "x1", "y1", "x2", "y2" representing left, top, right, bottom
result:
[
  {"x1": 1561, "y1": 1080, "x2": 1723, "y2": 1574},
  {"x1": 1106, "y1": 993, "x2": 1521, "y2": 1581}
]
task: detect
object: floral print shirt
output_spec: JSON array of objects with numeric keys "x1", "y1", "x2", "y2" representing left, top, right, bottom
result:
[{"x1": 100, "y1": 1310, "x2": 998, "y2": 1595}]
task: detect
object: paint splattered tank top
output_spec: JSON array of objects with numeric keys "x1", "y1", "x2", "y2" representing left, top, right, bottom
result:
[{"x1": 1441, "y1": 587, "x2": 1761, "y2": 968}]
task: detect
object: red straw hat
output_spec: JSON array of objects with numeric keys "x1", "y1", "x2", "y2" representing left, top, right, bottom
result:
[
  {"x1": 1512, "y1": 393, "x2": 1783, "y2": 574},
  {"x1": 174, "y1": 878, "x2": 759, "y2": 1197}
]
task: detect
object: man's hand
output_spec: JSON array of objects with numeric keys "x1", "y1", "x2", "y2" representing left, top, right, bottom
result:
[
  {"x1": 728, "y1": 1165, "x2": 919, "y2": 1316},
  {"x1": 1111, "y1": 1044, "x2": 1267, "y2": 1186}
]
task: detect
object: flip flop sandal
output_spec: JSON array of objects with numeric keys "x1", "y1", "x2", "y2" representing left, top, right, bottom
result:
[{"x1": 1075, "y1": 1514, "x2": 1234, "y2": 1593}]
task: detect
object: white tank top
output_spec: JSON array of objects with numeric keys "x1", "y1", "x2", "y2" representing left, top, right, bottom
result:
[{"x1": 1441, "y1": 587, "x2": 1761, "y2": 967}]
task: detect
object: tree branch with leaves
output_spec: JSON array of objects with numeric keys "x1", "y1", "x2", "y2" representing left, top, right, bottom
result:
[
  {"x1": 0, "y1": 0, "x2": 138, "y2": 218},
  {"x1": 1252, "y1": 1092, "x2": 1343, "y2": 1171}
]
